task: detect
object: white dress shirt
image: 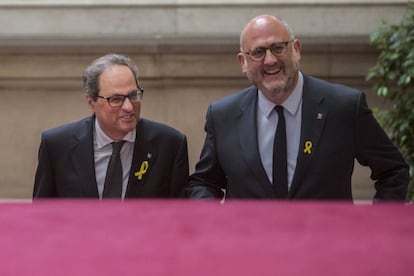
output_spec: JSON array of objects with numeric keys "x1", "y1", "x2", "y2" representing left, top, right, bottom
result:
[
  {"x1": 93, "y1": 119, "x2": 135, "y2": 199},
  {"x1": 257, "y1": 72, "x2": 303, "y2": 190}
]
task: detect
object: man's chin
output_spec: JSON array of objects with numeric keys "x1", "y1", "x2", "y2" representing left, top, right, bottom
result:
[
  {"x1": 261, "y1": 81, "x2": 285, "y2": 94},
  {"x1": 117, "y1": 120, "x2": 136, "y2": 132}
]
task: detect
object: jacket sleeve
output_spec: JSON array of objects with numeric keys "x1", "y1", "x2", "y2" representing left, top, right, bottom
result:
[
  {"x1": 187, "y1": 104, "x2": 226, "y2": 199},
  {"x1": 355, "y1": 93, "x2": 409, "y2": 200},
  {"x1": 33, "y1": 134, "x2": 57, "y2": 198},
  {"x1": 169, "y1": 134, "x2": 190, "y2": 198}
]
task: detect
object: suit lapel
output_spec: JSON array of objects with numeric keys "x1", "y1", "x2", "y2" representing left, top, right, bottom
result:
[
  {"x1": 125, "y1": 119, "x2": 155, "y2": 197},
  {"x1": 70, "y1": 117, "x2": 99, "y2": 197},
  {"x1": 237, "y1": 87, "x2": 274, "y2": 195},
  {"x1": 289, "y1": 76, "x2": 328, "y2": 197}
]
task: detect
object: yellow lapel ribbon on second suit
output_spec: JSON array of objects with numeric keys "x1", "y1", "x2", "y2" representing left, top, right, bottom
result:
[
  {"x1": 304, "y1": 141, "x2": 312, "y2": 154},
  {"x1": 135, "y1": 160, "x2": 149, "y2": 180}
]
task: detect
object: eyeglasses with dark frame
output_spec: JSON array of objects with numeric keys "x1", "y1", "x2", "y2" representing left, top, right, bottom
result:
[
  {"x1": 242, "y1": 41, "x2": 292, "y2": 62},
  {"x1": 97, "y1": 88, "x2": 144, "y2": 107}
]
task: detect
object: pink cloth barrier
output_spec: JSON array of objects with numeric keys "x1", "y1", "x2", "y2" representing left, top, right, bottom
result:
[{"x1": 0, "y1": 200, "x2": 413, "y2": 276}]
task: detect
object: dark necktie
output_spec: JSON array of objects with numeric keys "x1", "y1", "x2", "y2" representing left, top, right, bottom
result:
[
  {"x1": 102, "y1": 141, "x2": 125, "y2": 198},
  {"x1": 272, "y1": 105, "x2": 288, "y2": 198}
]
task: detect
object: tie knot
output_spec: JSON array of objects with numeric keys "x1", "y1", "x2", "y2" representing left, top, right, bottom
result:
[
  {"x1": 275, "y1": 105, "x2": 284, "y2": 116},
  {"x1": 112, "y1": 141, "x2": 125, "y2": 154}
]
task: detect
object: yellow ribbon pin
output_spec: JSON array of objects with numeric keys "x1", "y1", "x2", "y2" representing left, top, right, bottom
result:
[
  {"x1": 304, "y1": 141, "x2": 312, "y2": 154},
  {"x1": 135, "y1": 160, "x2": 149, "y2": 180}
]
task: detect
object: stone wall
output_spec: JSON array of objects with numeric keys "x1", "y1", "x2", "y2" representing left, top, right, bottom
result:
[{"x1": 0, "y1": 0, "x2": 410, "y2": 199}]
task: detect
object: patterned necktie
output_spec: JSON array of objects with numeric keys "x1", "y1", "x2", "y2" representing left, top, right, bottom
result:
[
  {"x1": 102, "y1": 141, "x2": 125, "y2": 198},
  {"x1": 272, "y1": 105, "x2": 288, "y2": 198}
]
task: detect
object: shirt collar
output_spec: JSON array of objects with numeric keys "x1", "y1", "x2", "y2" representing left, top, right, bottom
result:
[
  {"x1": 258, "y1": 71, "x2": 304, "y2": 117},
  {"x1": 94, "y1": 118, "x2": 136, "y2": 149}
]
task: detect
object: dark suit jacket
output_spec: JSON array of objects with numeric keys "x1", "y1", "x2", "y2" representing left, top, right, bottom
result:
[
  {"x1": 187, "y1": 75, "x2": 409, "y2": 200},
  {"x1": 34, "y1": 116, "x2": 189, "y2": 198}
]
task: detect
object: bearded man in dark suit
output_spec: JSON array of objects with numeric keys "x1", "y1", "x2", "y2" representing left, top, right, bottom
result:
[{"x1": 187, "y1": 15, "x2": 408, "y2": 201}]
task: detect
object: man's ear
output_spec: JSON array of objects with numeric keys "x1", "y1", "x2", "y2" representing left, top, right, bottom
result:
[
  {"x1": 85, "y1": 95, "x2": 95, "y2": 112},
  {"x1": 293, "y1": 39, "x2": 302, "y2": 61},
  {"x1": 237, "y1": 53, "x2": 247, "y2": 74}
]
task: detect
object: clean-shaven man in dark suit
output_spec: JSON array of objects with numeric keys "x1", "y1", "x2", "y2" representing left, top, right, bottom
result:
[
  {"x1": 187, "y1": 15, "x2": 408, "y2": 201},
  {"x1": 34, "y1": 54, "x2": 189, "y2": 199}
]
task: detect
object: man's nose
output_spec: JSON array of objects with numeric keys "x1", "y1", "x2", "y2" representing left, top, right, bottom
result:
[
  {"x1": 263, "y1": 48, "x2": 278, "y2": 64},
  {"x1": 121, "y1": 97, "x2": 134, "y2": 110}
]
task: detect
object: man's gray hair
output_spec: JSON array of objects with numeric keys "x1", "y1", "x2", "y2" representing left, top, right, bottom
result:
[{"x1": 82, "y1": 53, "x2": 139, "y2": 101}]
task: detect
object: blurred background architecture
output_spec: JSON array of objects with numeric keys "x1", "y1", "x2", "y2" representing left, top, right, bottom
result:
[{"x1": 0, "y1": 0, "x2": 410, "y2": 199}]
